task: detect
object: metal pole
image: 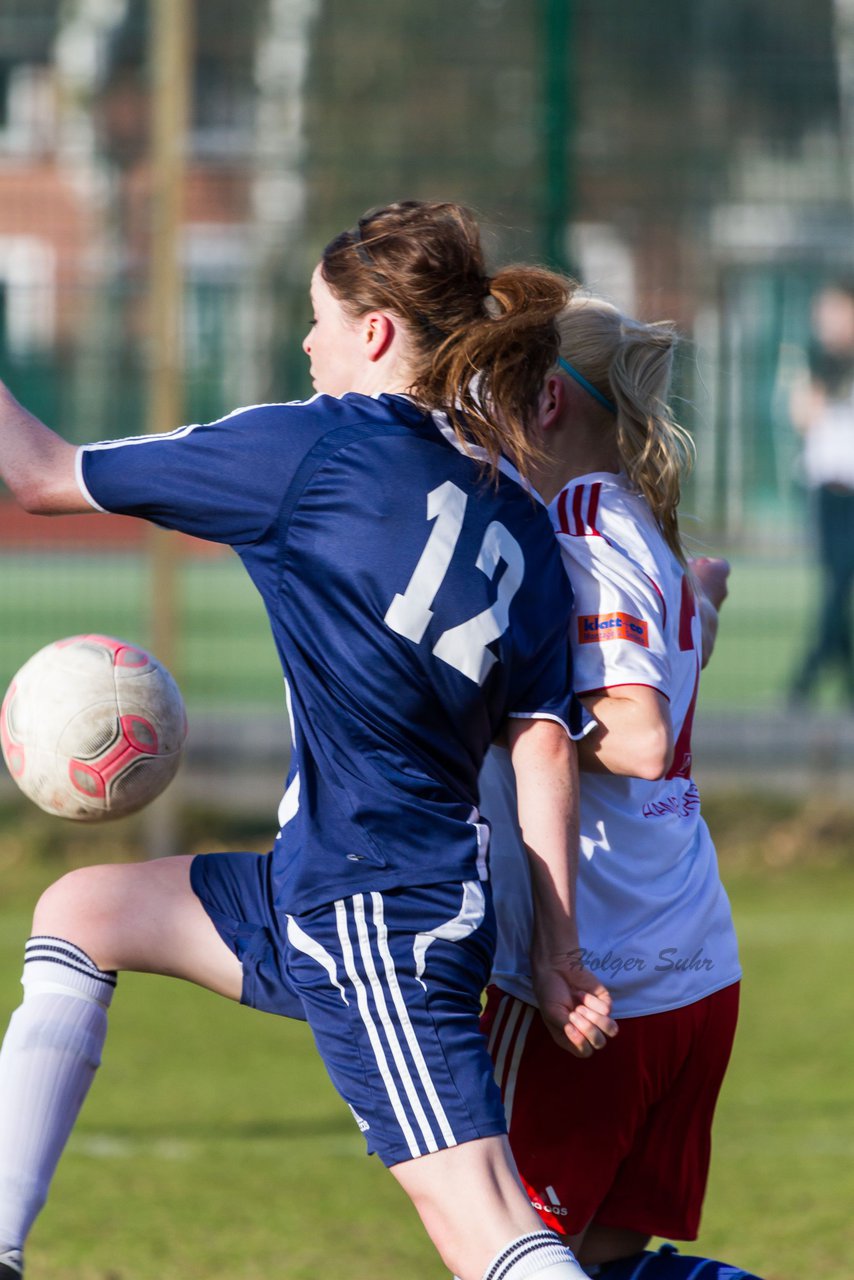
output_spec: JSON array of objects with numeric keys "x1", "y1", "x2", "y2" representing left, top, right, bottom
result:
[
  {"x1": 541, "y1": 0, "x2": 574, "y2": 275},
  {"x1": 147, "y1": 0, "x2": 191, "y2": 667},
  {"x1": 146, "y1": 0, "x2": 192, "y2": 852}
]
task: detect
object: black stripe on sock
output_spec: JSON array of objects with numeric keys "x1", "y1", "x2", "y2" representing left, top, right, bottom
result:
[
  {"x1": 485, "y1": 1232, "x2": 565, "y2": 1280},
  {"x1": 25, "y1": 942, "x2": 117, "y2": 988},
  {"x1": 26, "y1": 936, "x2": 101, "y2": 966}
]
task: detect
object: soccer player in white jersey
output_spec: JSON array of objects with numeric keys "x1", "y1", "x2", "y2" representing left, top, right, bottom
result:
[
  {"x1": 0, "y1": 202, "x2": 616, "y2": 1280},
  {"x1": 479, "y1": 294, "x2": 763, "y2": 1280}
]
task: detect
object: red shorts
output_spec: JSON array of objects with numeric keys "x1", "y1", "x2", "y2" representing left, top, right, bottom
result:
[{"x1": 482, "y1": 982, "x2": 739, "y2": 1241}]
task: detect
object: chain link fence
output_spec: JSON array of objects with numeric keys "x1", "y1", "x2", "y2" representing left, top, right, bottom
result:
[{"x1": 1, "y1": 0, "x2": 853, "y2": 799}]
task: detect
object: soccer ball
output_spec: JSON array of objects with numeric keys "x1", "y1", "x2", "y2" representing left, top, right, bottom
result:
[{"x1": 0, "y1": 634, "x2": 187, "y2": 821}]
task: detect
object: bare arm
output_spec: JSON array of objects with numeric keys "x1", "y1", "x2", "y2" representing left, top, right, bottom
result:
[
  {"x1": 577, "y1": 560, "x2": 729, "y2": 774},
  {"x1": 0, "y1": 381, "x2": 89, "y2": 513},
  {"x1": 689, "y1": 556, "x2": 730, "y2": 668},
  {"x1": 577, "y1": 684, "x2": 674, "y2": 779},
  {"x1": 507, "y1": 717, "x2": 616, "y2": 1056},
  {"x1": 789, "y1": 376, "x2": 825, "y2": 435}
]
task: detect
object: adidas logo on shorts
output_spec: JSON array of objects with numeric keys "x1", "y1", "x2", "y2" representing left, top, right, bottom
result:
[{"x1": 531, "y1": 1186, "x2": 568, "y2": 1217}]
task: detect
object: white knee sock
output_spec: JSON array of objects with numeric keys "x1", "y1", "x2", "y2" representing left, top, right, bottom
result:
[
  {"x1": 0, "y1": 937, "x2": 117, "y2": 1253},
  {"x1": 480, "y1": 1231, "x2": 587, "y2": 1280}
]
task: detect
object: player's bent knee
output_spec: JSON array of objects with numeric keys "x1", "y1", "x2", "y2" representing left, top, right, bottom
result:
[
  {"x1": 32, "y1": 865, "x2": 125, "y2": 957},
  {"x1": 33, "y1": 867, "x2": 95, "y2": 928}
]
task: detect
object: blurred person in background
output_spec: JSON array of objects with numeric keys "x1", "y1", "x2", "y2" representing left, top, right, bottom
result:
[
  {"x1": 788, "y1": 280, "x2": 854, "y2": 708},
  {"x1": 0, "y1": 201, "x2": 616, "y2": 1280},
  {"x1": 477, "y1": 294, "x2": 764, "y2": 1280}
]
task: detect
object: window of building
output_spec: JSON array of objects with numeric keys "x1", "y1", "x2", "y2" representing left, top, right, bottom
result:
[{"x1": 0, "y1": 63, "x2": 55, "y2": 154}]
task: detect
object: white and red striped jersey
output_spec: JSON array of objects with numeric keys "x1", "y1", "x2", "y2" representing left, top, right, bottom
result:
[{"x1": 480, "y1": 471, "x2": 741, "y2": 1018}]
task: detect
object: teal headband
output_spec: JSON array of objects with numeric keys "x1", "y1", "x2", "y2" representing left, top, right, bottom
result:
[{"x1": 557, "y1": 356, "x2": 617, "y2": 415}]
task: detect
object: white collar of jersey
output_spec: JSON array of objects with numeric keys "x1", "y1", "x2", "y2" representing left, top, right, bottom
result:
[{"x1": 429, "y1": 410, "x2": 547, "y2": 504}]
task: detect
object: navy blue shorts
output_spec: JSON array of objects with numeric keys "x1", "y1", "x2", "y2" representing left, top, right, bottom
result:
[{"x1": 190, "y1": 851, "x2": 507, "y2": 1166}]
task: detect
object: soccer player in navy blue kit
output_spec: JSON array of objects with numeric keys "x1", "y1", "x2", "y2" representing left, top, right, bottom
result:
[{"x1": 0, "y1": 201, "x2": 615, "y2": 1280}]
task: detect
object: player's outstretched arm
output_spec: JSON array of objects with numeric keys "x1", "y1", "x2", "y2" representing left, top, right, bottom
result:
[
  {"x1": 0, "y1": 381, "x2": 86, "y2": 514},
  {"x1": 507, "y1": 716, "x2": 616, "y2": 1057}
]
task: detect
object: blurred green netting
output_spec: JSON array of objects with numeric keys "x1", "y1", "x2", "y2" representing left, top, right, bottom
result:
[{"x1": 1, "y1": 0, "x2": 852, "y2": 715}]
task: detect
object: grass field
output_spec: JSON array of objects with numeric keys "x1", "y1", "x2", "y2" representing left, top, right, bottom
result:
[
  {"x1": 0, "y1": 796, "x2": 851, "y2": 1280},
  {"x1": 0, "y1": 548, "x2": 846, "y2": 714}
]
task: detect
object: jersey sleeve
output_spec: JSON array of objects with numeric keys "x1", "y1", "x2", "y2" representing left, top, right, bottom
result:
[
  {"x1": 557, "y1": 528, "x2": 671, "y2": 696},
  {"x1": 76, "y1": 400, "x2": 331, "y2": 548},
  {"x1": 507, "y1": 628, "x2": 581, "y2": 735},
  {"x1": 504, "y1": 554, "x2": 583, "y2": 737}
]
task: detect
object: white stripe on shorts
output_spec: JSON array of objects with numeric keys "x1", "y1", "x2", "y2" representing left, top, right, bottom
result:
[
  {"x1": 285, "y1": 916, "x2": 348, "y2": 1005},
  {"x1": 351, "y1": 895, "x2": 440, "y2": 1154},
  {"x1": 412, "y1": 879, "x2": 485, "y2": 986},
  {"x1": 334, "y1": 898, "x2": 422, "y2": 1159},
  {"x1": 335, "y1": 892, "x2": 466, "y2": 1159},
  {"x1": 489, "y1": 993, "x2": 534, "y2": 1129},
  {"x1": 368, "y1": 891, "x2": 457, "y2": 1148}
]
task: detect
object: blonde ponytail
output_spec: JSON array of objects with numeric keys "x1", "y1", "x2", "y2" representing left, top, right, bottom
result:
[{"x1": 556, "y1": 296, "x2": 694, "y2": 563}]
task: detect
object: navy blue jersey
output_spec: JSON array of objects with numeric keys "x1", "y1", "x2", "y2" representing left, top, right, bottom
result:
[{"x1": 79, "y1": 393, "x2": 576, "y2": 911}]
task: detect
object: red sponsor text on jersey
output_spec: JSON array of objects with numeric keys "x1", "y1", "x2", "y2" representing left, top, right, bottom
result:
[{"x1": 577, "y1": 611, "x2": 650, "y2": 647}]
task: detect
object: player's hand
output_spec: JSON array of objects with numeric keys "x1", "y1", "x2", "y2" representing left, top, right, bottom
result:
[
  {"x1": 531, "y1": 952, "x2": 618, "y2": 1058},
  {"x1": 689, "y1": 557, "x2": 730, "y2": 612}
]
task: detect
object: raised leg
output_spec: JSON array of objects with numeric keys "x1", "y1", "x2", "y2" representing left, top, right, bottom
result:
[{"x1": 0, "y1": 855, "x2": 243, "y2": 1265}]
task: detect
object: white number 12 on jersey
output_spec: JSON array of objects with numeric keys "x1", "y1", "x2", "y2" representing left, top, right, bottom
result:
[{"x1": 384, "y1": 480, "x2": 525, "y2": 684}]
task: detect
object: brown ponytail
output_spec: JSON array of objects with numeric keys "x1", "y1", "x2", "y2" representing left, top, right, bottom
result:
[{"x1": 321, "y1": 201, "x2": 571, "y2": 479}]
